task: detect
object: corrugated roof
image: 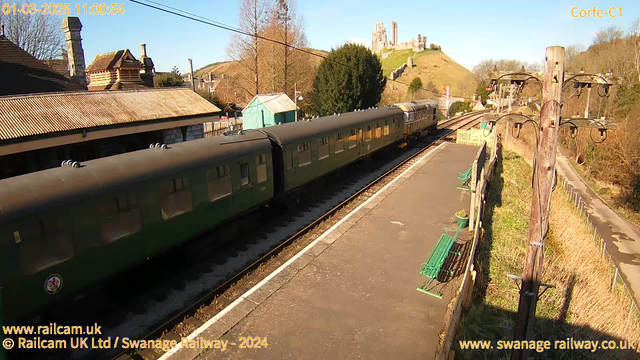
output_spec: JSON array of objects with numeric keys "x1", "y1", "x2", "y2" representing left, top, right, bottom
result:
[
  {"x1": 246, "y1": 93, "x2": 297, "y2": 114},
  {"x1": 0, "y1": 88, "x2": 221, "y2": 141},
  {"x1": 0, "y1": 35, "x2": 85, "y2": 96}
]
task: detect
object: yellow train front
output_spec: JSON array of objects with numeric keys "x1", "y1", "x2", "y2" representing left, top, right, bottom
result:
[{"x1": 395, "y1": 100, "x2": 439, "y2": 140}]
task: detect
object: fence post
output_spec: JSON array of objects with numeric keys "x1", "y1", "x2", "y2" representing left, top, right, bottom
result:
[
  {"x1": 603, "y1": 242, "x2": 607, "y2": 257},
  {"x1": 612, "y1": 268, "x2": 619, "y2": 292},
  {"x1": 469, "y1": 159, "x2": 478, "y2": 230},
  {"x1": 630, "y1": 301, "x2": 636, "y2": 319}
]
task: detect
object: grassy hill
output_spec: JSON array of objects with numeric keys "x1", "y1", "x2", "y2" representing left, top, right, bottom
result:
[
  {"x1": 380, "y1": 50, "x2": 477, "y2": 104},
  {"x1": 193, "y1": 46, "x2": 476, "y2": 109},
  {"x1": 195, "y1": 48, "x2": 329, "y2": 78}
]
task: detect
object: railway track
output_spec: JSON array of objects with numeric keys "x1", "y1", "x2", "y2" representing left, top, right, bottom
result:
[{"x1": 110, "y1": 111, "x2": 486, "y2": 360}]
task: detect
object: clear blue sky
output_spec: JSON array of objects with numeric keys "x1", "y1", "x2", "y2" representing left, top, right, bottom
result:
[{"x1": 55, "y1": 0, "x2": 639, "y2": 73}]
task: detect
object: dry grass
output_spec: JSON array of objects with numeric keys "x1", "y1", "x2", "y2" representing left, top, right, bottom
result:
[
  {"x1": 380, "y1": 49, "x2": 423, "y2": 77},
  {"x1": 566, "y1": 158, "x2": 640, "y2": 228},
  {"x1": 380, "y1": 50, "x2": 477, "y2": 105},
  {"x1": 455, "y1": 147, "x2": 640, "y2": 359},
  {"x1": 195, "y1": 48, "x2": 328, "y2": 78}
]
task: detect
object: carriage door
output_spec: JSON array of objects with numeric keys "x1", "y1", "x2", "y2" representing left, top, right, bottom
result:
[{"x1": 357, "y1": 128, "x2": 363, "y2": 157}]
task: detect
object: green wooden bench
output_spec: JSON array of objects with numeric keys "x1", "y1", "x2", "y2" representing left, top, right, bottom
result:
[
  {"x1": 417, "y1": 225, "x2": 463, "y2": 298},
  {"x1": 457, "y1": 167, "x2": 473, "y2": 192}
]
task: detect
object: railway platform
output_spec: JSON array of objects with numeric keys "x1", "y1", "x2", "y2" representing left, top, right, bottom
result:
[{"x1": 162, "y1": 142, "x2": 480, "y2": 360}]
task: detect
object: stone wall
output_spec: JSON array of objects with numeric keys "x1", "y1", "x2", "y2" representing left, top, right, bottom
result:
[
  {"x1": 162, "y1": 124, "x2": 205, "y2": 145},
  {"x1": 390, "y1": 63, "x2": 407, "y2": 81},
  {"x1": 395, "y1": 34, "x2": 426, "y2": 52}
]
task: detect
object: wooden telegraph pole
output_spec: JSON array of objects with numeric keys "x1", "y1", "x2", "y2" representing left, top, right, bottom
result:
[{"x1": 511, "y1": 46, "x2": 565, "y2": 360}]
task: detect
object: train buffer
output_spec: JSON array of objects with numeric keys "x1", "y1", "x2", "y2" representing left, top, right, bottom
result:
[
  {"x1": 457, "y1": 167, "x2": 472, "y2": 192},
  {"x1": 417, "y1": 225, "x2": 463, "y2": 299}
]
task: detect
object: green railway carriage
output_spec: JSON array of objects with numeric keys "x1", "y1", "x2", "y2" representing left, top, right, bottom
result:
[
  {"x1": 264, "y1": 107, "x2": 405, "y2": 192},
  {"x1": 0, "y1": 103, "x2": 439, "y2": 327},
  {"x1": 0, "y1": 132, "x2": 274, "y2": 323}
]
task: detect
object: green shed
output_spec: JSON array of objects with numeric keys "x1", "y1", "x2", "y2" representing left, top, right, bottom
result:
[{"x1": 242, "y1": 93, "x2": 299, "y2": 130}]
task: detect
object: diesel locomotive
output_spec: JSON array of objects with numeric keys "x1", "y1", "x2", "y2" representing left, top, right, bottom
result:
[{"x1": 0, "y1": 100, "x2": 438, "y2": 323}]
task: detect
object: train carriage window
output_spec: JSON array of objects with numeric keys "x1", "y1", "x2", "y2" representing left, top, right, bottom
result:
[
  {"x1": 348, "y1": 129, "x2": 357, "y2": 149},
  {"x1": 298, "y1": 142, "x2": 311, "y2": 166},
  {"x1": 285, "y1": 149, "x2": 293, "y2": 169},
  {"x1": 99, "y1": 192, "x2": 142, "y2": 243},
  {"x1": 318, "y1": 136, "x2": 329, "y2": 160},
  {"x1": 160, "y1": 177, "x2": 193, "y2": 220},
  {"x1": 365, "y1": 125, "x2": 372, "y2": 142},
  {"x1": 240, "y1": 163, "x2": 250, "y2": 186},
  {"x1": 18, "y1": 214, "x2": 74, "y2": 275},
  {"x1": 375, "y1": 123, "x2": 382, "y2": 139},
  {"x1": 256, "y1": 154, "x2": 268, "y2": 183},
  {"x1": 207, "y1": 164, "x2": 232, "y2": 201},
  {"x1": 384, "y1": 120, "x2": 390, "y2": 136},
  {"x1": 335, "y1": 132, "x2": 344, "y2": 153}
]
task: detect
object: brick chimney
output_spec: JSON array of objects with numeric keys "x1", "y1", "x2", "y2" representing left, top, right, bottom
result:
[
  {"x1": 139, "y1": 43, "x2": 155, "y2": 87},
  {"x1": 61, "y1": 17, "x2": 86, "y2": 88}
]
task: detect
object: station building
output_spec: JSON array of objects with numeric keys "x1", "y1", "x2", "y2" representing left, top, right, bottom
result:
[{"x1": 0, "y1": 17, "x2": 222, "y2": 180}]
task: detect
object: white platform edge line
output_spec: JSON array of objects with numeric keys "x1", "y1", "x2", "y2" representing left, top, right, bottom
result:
[{"x1": 159, "y1": 142, "x2": 447, "y2": 359}]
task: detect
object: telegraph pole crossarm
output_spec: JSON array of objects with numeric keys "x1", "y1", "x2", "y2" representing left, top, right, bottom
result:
[
  {"x1": 486, "y1": 49, "x2": 621, "y2": 360},
  {"x1": 511, "y1": 46, "x2": 565, "y2": 360}
]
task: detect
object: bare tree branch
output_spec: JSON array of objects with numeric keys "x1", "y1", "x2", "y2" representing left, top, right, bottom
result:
[{"x1": 0, "y1": 1, "x2": 63, "y2": 59}]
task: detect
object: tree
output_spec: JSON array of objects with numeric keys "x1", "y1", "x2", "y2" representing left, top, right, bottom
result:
[
  {"x1": 310, "y1": 43, "x2": 386, "y2": 116},
  {"x1": 565, "y1": 44, "x2": 585, "y2": 71},
  {"x1": 475, "y1": 82, "x2": 491, "y2": 105},
  {"x1": 629, "y1": 19, "x2": 640, "y2": 83},
  {"x1": 449, "y1": 101, "x2": 471, "y2": 115},
  {"x1": 408, "y1": 77, "x2": 423, "y2": 94},
  {"x1": 593, "y1": 26, "x2": 623, "y2": 45},
  {"x1": 260, "y1": 0, "x2": 311, "y2": 98},
  {"x1": 0, "y1": 1, "x2": 63, "y2": 59},
  {"x1": 226, "y1": 0, "x2": 268, "y2": 97},
  {"x1": 195, "y1": 88, "x2": 224, "y2": 109},
  {"x1": 155, "y1": 66, "x2": 184, "y2": 87}
]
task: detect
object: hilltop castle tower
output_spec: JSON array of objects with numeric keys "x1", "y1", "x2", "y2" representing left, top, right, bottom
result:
[
  {"x1": 371, "y1": 21, "x2": 426, "y2": 54},
  {"x1": 371, "y1": 22, "x2": 388, "y2": 54}
]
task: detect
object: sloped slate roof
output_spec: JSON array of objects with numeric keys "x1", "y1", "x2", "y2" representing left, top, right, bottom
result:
[
  {"x1": 0, "y1": 35, "x2": 85, "y2": 96},
  {"x1": 42, "y1": 59, "x2": 69, "y2": 77},
  {"x1": 0, "y1": 88, "x2": 221, "y2": 141},
  {"x1": 86, "y1": 49, "x2": 143, "y2": 72}
]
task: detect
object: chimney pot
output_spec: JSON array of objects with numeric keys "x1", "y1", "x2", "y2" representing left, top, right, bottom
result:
[{"x1": 140, "y1": 43, "x2": 147, "y2": 57}]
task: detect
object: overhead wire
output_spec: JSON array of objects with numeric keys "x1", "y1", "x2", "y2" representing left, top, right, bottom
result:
[{"x1": 128, "y1": 0, "x2": 467, "y2": 100}]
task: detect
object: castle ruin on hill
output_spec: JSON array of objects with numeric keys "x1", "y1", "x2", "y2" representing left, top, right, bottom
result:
[{"x1": 371, "y1": 21, "x2": 425, "y2": 54}]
